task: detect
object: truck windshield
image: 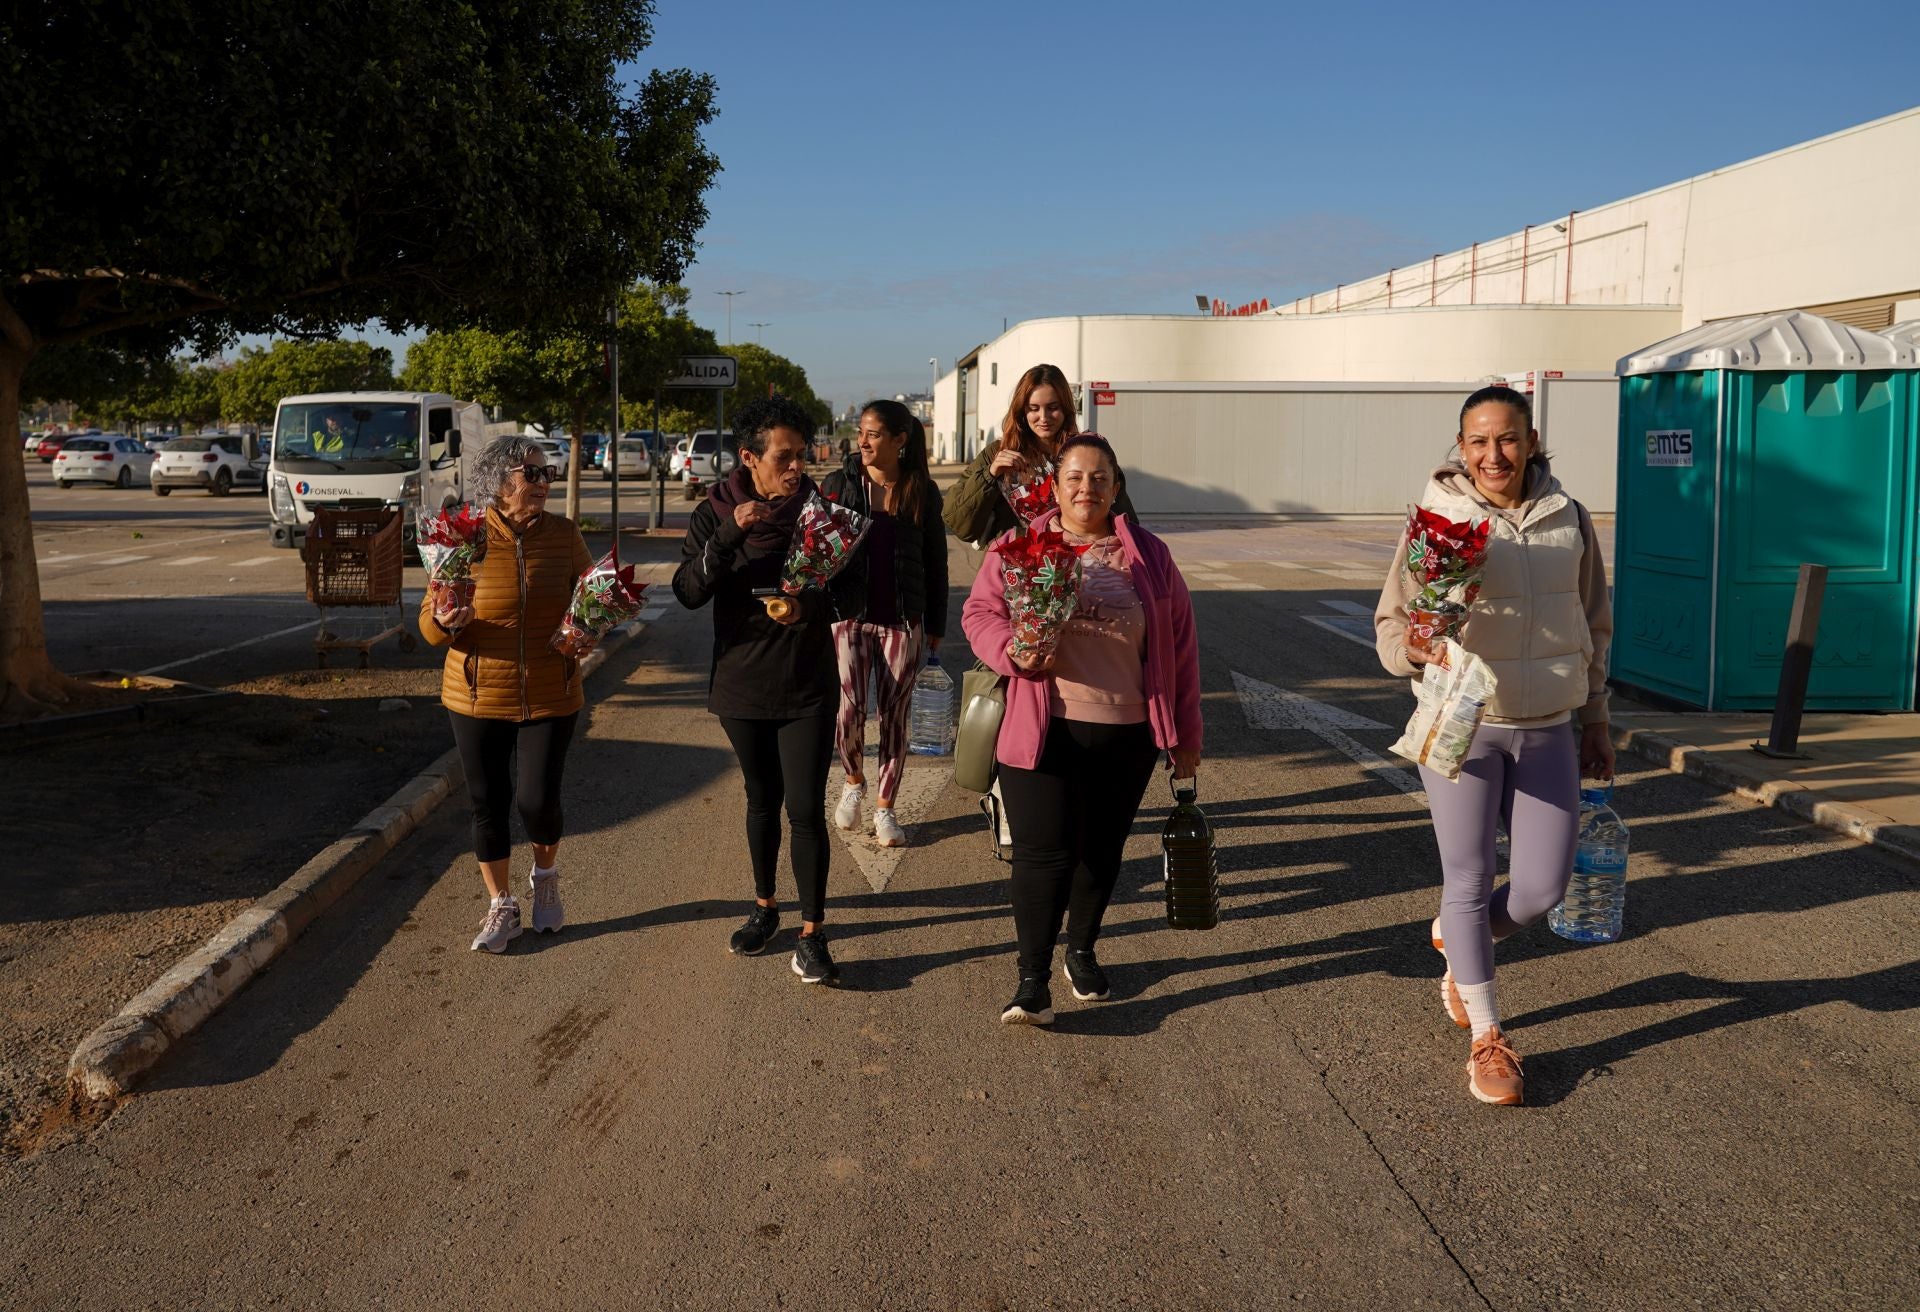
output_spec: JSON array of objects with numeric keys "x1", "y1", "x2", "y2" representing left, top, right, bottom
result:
[{"x1": 275, "y1": 403, "x2": 421, "y2": 473}]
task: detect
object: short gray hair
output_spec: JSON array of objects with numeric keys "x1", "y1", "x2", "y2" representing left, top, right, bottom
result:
[{"x1": 469, "y1": 434, "x2": 548, "y2": 507}]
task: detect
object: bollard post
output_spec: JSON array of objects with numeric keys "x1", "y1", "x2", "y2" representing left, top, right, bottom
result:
[{"x1": 1752, "y1": 564, "x2": 1828, "y2": 759}]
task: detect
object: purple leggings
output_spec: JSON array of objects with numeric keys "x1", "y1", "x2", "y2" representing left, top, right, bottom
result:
[{"x1": 1419, "y1": 722, "x2": 1580, "y2": 987}]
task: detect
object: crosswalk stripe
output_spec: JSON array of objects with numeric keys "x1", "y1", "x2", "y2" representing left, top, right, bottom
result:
[
  {"x1": 94, "y1": 554, "x2": 151, "y2": 566},
  {"x1": 169, "y1": 556, "x2": 214, "y2": 566},
  {"x1": 233, "y1": 556, "x2": 281, "y2": 567}
]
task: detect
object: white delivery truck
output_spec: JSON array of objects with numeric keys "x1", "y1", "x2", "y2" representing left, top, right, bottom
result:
[{"x1": 267, "y1": 391, "x2": 485, "y2": 548}]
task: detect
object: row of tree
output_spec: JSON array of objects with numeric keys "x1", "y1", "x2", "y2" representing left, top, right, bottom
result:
[{"x1": 25, "y1": 339, "x2": 396, "y2": 434}]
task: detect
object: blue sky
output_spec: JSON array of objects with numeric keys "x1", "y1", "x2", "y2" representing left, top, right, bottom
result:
[
  {"x1": 633, "y1": 0, "x2": 1919, "y2": 409},
  {"x1": 361, "y1": 2, "x2": 1916, "y2": 412}
]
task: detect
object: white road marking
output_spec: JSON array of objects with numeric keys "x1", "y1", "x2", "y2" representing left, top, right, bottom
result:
[
  {"x1": 169, "y1": 556, "x2": 215, "y2": 566},
  {"x1": 93, "y1": 554, "x2": 151, "y2": 566},
  {"x1": 1232, "y1": 669, "x2": 1424, "y2": 801},
  {"x1": 140, "y1": 619, "x2": 323, "y2": 675},
  {"x1": 1300, "y1": 614, "x2": 1377, "y2": 651},
  {"x1": 233, "y1": 556, "x2": 281, "y2": 567},
  {"x1": 836, "y1": 765, "x2": 948, "y2": 894},
  {"x1": 1319, "y1": 599, "x2": 1372, "y2": 616}
]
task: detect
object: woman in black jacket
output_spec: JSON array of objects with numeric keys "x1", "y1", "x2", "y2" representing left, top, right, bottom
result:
[
  {"x1": 673, "y1": 395, "x2": 865, "y2": 985},
  {"x1": 819, "y1": 401, "x2": 949, "y2": 848}
]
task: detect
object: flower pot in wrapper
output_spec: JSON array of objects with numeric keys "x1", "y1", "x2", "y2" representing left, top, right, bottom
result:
[{"x1": 1407, "y1": 604, "x2": 1465, "y2": 661}]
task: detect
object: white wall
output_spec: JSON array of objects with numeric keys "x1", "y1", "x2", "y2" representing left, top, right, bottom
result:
[
  {"x1": 1095, "y1": 378, "x2": 1618, "y2": 516},
  {"x1": 932, "y1": 369, "x2": 960, "y2": 462},
  {"x1": 934, "y1": 304, "x2": 1675, "y2": 461}
]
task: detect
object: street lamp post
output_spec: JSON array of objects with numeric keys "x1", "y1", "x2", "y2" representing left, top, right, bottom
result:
[
  {"x1": 715, "y1": 290, "x2": 743, "y2": 345},
  {"x1": 748, "y1": 321, "x2": 771, "y2": 345}
]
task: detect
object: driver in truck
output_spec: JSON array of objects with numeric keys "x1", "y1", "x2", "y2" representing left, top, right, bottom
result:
[{"x1": 311, "y1": 414, "x2": 348, "y2": 454}]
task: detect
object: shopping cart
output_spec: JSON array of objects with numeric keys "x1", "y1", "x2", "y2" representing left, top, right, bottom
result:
[{"x1": 302, "y1": 505, "x2": 417, "y2": 668}]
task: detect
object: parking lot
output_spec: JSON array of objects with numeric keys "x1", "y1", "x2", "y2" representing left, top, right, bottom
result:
[{"x1": 20, "y1": 453, "x2": 696, "y2": 687}]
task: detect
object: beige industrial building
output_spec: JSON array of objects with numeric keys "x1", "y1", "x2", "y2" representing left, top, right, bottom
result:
[{"x1": 932, "y1": 105, "x2": 1920, "y2": 515}]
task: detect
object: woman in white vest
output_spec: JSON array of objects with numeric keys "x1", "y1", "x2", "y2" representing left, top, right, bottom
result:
[{"x1": 1374, "y1": 384, "x2": 1615, "y2": 1107}]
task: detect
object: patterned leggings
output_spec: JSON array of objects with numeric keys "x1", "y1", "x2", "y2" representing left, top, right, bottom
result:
[{"x1": 832, "y1": 620, "x2": 924, "y2": 801}]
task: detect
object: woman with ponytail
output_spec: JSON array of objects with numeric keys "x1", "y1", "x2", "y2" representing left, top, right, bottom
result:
[{"x1": 821, "y1": 400, "x2": 949, "y2": 847}]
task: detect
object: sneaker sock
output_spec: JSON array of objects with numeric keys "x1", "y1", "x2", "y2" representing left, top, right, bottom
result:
[
  {"x1": 531, "y1": 864, "x2": 556, "y2": 879},
  {"x1": 1457, "y1": 980, "x2": 1500, "y2": 1039}
]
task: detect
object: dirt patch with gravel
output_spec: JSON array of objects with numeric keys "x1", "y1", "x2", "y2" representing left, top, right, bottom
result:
[{"x1": 0, "y1": 664, "x2": 449, "y2": 1156}]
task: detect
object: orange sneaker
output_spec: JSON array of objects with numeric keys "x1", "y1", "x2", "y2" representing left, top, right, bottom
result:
[
  {"x1": 1467, "y1": 1026, "x2": 1525, "y2": 1106},
  {"x1": 1431, "y1": 922, "x2": 1470, "y2": 1031}
]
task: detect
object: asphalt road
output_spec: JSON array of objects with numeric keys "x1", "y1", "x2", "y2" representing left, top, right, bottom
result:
[{"x1": 6, "y1": 496, "x2": 1918, "y2": 1309}]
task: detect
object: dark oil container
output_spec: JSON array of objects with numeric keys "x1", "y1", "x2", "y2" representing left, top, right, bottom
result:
[{"x1": 1161, "y1": 777, "x2": 1218, "y2": 930}]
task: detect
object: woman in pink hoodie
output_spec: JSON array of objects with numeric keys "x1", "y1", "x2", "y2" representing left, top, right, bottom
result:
[{"x1": 962, "y1": 434, "x2": 1203, "y2": 1025}]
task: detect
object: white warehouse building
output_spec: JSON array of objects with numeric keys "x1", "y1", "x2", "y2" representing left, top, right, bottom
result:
[{"x1": 931, "y1": 106, "x2": 1920, "y2": 515}]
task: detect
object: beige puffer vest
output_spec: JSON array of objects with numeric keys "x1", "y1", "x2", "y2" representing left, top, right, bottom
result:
[{"x1": 1420, "y1": 465, "x2": 1591, "y2": 725}]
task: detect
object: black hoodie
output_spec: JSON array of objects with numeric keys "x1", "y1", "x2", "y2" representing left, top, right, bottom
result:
[{"x1": 673, "y1": 468, "x2": 866, "y2": 718}]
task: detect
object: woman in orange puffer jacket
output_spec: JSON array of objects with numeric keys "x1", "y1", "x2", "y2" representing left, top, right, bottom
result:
[{"x1": 421, "y1": 435, "x2": 593, "y2": 954}]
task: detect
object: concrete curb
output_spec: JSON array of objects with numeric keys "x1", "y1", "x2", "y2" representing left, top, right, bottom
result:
[
  {"x1": 67, "y1": 616, "x2": 651, "y2": 1101},
  {"x1": 1611, "y1": 721, "x2": 1920, "y2": 867}
]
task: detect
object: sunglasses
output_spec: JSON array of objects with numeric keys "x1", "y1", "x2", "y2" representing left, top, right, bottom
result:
[{"x1": 517, "y1": 465, "x2": 560, "y2": 484}]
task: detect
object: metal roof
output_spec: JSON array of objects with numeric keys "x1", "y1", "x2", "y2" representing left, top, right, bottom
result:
[{"x1": 1617, "y1": 310, "x2": 1915, "y2": 376}]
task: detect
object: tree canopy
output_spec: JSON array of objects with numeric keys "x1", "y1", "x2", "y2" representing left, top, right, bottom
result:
[
  {"x1": 219, "y1": 340, "x2": 396, "y2": 428},
  {"x1": 0, "y1": 0, "x2": 720, "y2": 712}
]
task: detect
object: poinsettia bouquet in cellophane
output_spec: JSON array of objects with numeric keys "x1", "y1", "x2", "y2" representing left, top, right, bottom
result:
[
  {"x1": 1403, "y1": 506, "x2": 1492, "y2": 659},
  {"x1": 779, "y1": 492, "x2": 871, "y2": 595},
  {"x1": 1000, "y1": 527, "x2": 1088, "y2": 660},
  {"x1": 418, "y1": 502, "x2": 489, "y2": 611},
  {"x1": 551, "y1": 551, "x2": 646, "y2": 658},
  {"x1": 999, "y1": 459, "x2": 1057, "y2": 528}
]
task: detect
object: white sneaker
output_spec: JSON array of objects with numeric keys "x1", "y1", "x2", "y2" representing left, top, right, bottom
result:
[
  {"x1": 470, "y1": 896, "x2": 522, "y2": 953},
  {"x1": 833, "y1": 781, "x2": 864, "y2": 832},
  {"x1": 872, "y1": 807, "x2": 906, "y2": 847},
  {"x1": 529, "y1": 869, "x2": 564, "y2": 933}
]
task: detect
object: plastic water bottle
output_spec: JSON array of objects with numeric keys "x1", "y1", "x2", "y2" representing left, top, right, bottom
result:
[
  {"x1": 1162, "y1": 778, "x2": 1219, "y2": 930},
  {"x1": 1549, "y1": 783, "x2": 1629, "y2": 943},
  {"x1": 907, "y1": 653, "x2": 955, "y2": 755}
]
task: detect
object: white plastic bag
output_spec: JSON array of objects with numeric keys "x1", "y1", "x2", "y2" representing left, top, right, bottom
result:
[{"x1": 1390, "y1": 640, "x2": 1498, "y2": 780}]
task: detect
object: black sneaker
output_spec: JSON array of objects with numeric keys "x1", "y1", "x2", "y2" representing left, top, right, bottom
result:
[
  {"x1": 999, "y1": 975, "x2": 1054, "y2": 1026},
  {"x1": 1061, "y1": 949, "x2": 1111, "y2": 1002},
  {"x1": 729, "y1": 903, "x2": 780, "y2": 956},
  {"x1": 790, "y1": 930, "x2": 840, "y2": 985}
]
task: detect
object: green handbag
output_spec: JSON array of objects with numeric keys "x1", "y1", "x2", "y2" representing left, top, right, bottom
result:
[{"x1": 953, "y1": 661, "x2": 1007, "y2": 793}]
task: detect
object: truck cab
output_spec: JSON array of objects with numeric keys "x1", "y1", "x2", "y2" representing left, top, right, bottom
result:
[{"x1": 267, "y1": 391, "x2": 484, "y2": 547}]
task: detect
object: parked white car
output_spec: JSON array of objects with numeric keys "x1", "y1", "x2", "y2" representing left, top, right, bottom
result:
[
  {"x1": 669, "y1": 437, "x2": 692, "y2": 479},
  {"x1": 150, "y1": 433, "x2": 265, "y2": 497},
  {"x1": 53, "y1": 434, "x2": 155, "y2": 488},
  {"x1": 681, "y1": 429, "x2": 737, "y2": 492},
  {"x1": 536, "y1": 438, "x2": 571, "y2": 479}
]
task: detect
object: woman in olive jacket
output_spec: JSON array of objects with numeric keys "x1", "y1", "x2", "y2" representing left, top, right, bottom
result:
[
  {"x1": 942, "y1": 362, "x2": 1136, "y2": 546},
  {"x1": 674, "y1": 395, "x2": 866, "y2": 985},
  {"x1": 422, "y1": 435, "x2": 594, "y2": 954}
]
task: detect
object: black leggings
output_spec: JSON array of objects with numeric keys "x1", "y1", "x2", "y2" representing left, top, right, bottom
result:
[
  {"x1": 998, "y1": 718, "x2": 1161, "y2": 975},
  {"x1": 719, "y1": 713, "x2": 836, "y2": 923},
  {"x1": 447, "y1": 710, "x2": 580, "y2": 863}
]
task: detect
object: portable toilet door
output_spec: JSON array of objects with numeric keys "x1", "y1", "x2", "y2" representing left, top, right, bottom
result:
[{"x1": 1615, "y1": 311, "x2": 1917, "y2": 712}]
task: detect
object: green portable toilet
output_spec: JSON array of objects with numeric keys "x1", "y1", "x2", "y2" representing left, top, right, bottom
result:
[{"x1": 1613, "y1": 310, "x2": 1917, "y2": 711}]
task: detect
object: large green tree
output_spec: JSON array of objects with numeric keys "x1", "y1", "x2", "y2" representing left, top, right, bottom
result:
[
  {"x1": 218, "y1": 340, "x2": 396, "y2": 429},
  {"x1": 725, "y1": 342, "x2": 832, "y2": 432},
  {"x1": 0, "y1": 0, "x2": 719, "y2": 712}
]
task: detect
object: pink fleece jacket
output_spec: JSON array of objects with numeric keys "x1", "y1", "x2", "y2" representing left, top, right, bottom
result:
[{"x1": 962, "y1": 509, "x2": 1203, "y2": 770}]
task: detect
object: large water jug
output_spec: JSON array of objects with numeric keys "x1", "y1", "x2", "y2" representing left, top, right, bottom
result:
[
  {"x1": 907, "y1": 653, "x2": 955, "y2": 755},
  {"x1": 1548, "y1": 783, "x2": 1629, "y2": 943}
]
